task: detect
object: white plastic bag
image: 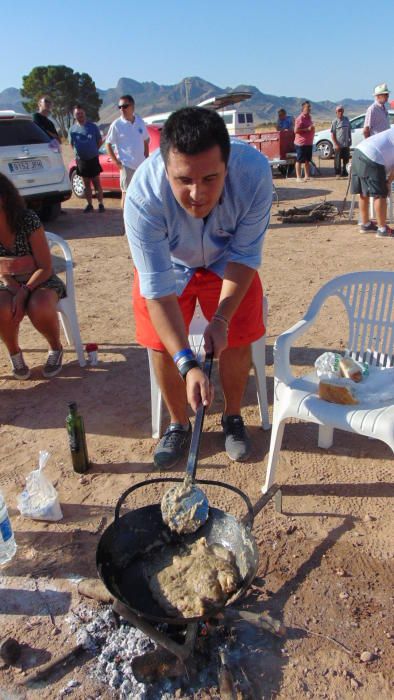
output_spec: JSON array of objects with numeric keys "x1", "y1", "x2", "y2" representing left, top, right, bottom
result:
[
  {"x1": 314, "y1": 352, "x2": 342, "y2": 379},
  {"x1": 17, "y1": 450, "x2": 63, "y2": 521}
]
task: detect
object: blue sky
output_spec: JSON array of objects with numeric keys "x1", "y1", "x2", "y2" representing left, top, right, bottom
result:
[{"x1": 2, "y1": 0, "x2": 394, "y2": 101}]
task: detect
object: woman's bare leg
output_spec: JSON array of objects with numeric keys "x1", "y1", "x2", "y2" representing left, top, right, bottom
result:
[
  {"x1": 26, "y1": 288, "x2": 62, "y2": 350},
  {"x1": 0, "y1": 291, "x2": 22, "y2": 355}
]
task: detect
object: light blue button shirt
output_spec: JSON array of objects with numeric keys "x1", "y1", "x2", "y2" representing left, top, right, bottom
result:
[{"x1": 124, "y1": 140, "x2": 272, "y2": 299}]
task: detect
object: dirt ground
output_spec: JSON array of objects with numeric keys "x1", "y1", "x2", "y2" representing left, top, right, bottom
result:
[{"x1": 0, "y1": 146, "x2": 393, "y2": 699}]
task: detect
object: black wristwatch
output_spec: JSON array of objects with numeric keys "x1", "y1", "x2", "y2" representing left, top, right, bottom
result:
[{"x1": 177, "y1": 358, "x2": 200, "y2": 380}]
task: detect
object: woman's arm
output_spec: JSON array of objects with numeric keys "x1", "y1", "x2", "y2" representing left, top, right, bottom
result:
[
  {"x1": 23, "y1": 225, "x2": 54, "y2": 292},
  {"x1": 0, "y1": 274, "x2": 20, "y2": 294}
]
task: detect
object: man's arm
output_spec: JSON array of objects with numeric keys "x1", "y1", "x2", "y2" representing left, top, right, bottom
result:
[
  {"x1": 331, "y1": 120, "x2": 339, "y2": 149},
  {"x1": 363, "y1": 106, "x2": 372, "y2": 138},
  {"x1": 204, "y1": 154, "x2": 272, "y2": 356},
  {"x1": 144, "y1": 138, "x2": 150, "y2": 159},
  {"x1": 94, "y1": 124, "x2": 103, "y2": 148},
  {"x1": 106, "y1": 142, "x2": 121, "y2": 168},
  {"x1": 203, "y1": 263, "x2": 256, "y2": 357}
]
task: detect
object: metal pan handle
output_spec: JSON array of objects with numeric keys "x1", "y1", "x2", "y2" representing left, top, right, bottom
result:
[
  {"x1": 114, "y1": 477, "x2": 183, "y2": 525},
  {"x1": 195, "y1": 478, "x2": 255, "y2": 529},
  {"x1": 114, "y1": 477, "x2": 254, "y2": 528}
]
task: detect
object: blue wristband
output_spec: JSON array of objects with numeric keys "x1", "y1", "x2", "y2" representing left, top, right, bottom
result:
[{"x1": 173, "y1": 348, "x2": 194, "y2": 364}]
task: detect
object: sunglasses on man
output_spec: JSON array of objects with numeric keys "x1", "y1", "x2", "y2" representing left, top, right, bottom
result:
[{"x1": 118, "y1": 104, "x2": 131, "y2": 110}]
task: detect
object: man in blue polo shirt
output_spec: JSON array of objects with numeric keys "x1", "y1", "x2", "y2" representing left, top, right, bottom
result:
[
  {"x1": 69, "y1": 105, "x2": 104, "y2": 213},
  {"x1": 125, "y1": 107, "x2": 272, "y2": 469}
]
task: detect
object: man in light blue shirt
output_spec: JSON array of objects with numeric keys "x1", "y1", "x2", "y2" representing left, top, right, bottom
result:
[{"x1": 125, "y1": 107, "x2": 272, "y2": 468}]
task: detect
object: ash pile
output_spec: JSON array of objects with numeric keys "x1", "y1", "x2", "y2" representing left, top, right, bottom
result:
[
  {"x1": 276, "y1": 202, "x2": 339, "y2": 223},
  {"x1": 66, "y1": 603, "x2": 264, "y2": 698}
]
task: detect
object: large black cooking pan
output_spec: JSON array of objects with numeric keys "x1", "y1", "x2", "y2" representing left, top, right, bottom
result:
[{"x1": 97, "y1": 478, "x2": 259, "y2": 625}]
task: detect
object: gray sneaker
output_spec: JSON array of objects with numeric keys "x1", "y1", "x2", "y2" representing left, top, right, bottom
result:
[
  {"x1": 10, "y1": 351, "x2": 30, "y2": 380},
  {"x1": 221, "y1": 414, "x2": 251, "y2": 462},
  {"x1": 42, "y1": 348, "x2": 63, "y2": 378},
  {"x1": 153, "y1": 422, "x2": 191, "y2": 470},
  {"x1": 359, "y1": 221, "x2": 377, "y2": 232}
]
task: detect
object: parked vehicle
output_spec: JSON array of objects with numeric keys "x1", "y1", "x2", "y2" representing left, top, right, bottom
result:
[
  {"x1": 69, "y1": 124, "x2": 161, "y2": 198},
  {"x1": 314, "y1": 111, "x2": 394, "y2": 159},
  {"x1": 0, "y1": 110, "x2": 71, "y2": 220},
  {"x1": 144, "y1": 92, "x2": 257, "y2": 135}
]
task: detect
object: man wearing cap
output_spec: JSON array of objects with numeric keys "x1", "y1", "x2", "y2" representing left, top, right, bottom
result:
[
  {"x1": 363, "y1": 84, "x2": 390, "y2": 138},
  {"x1": 350, "y1": 128, "x2": 394, "y2": 237},
  {"x1": 331, "y1": 106, "x2": 352, "y2": 178}
]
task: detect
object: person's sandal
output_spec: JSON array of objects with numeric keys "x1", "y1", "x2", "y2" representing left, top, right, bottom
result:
[
  {"x1": 42, "y1": 348, "x2": 63, "y2": 378},
  {"x1": 10, "y1": 351, "x2": 30, "y2": 380}
]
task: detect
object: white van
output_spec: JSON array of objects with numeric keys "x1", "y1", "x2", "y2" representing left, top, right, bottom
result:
[{"x1": 144, "y1": 92, "x2": 256, "y2": 136}]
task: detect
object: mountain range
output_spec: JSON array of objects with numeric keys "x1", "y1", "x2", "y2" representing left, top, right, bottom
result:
[{"x1": 0, "y1": 76, "x2": 372, "y2": 125}]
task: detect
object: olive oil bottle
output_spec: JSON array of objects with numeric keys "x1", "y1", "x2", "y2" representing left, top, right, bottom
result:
[{"x1": 66, "y1": 402, "x2": 90, "y2": 474}]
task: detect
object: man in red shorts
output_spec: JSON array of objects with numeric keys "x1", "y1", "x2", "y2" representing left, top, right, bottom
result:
[{"x1": 125, "y1": 107, "x2": 272, "y2": 468}]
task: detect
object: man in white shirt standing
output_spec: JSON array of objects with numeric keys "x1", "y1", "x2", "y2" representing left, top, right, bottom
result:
[
  {"x1": 106, "y1": 94, "x2": 150, "y2": 208},
  {"x1": 351, "y1": 128, "x2": 394, "y2": 237}
]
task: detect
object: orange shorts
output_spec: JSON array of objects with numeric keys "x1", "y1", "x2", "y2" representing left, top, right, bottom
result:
[{"x1": 133, "y1": 268, "x2": 265, "y2": 351}]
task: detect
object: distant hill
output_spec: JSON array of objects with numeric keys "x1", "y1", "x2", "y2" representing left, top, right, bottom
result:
[{"x1": 0, "y1": 76, "x2": 371, "y2": 126}]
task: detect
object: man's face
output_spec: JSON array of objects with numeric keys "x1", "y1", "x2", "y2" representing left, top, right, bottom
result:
[
  {"x1": 39, "y1": 98, "x2": 52, "y2": 114},
  {"x1": 336, "y1": 108, "x2": 344, "y2": 118},
  {"x1": 74, "y1": 108, "x2": 86, "y2": 124},
  {"x1": 118, "y1": 100, "x2": 135, "y2": 120},
  {"x1": 166, "y1": 145, "x2": 227, "y2": 219},
  {"x1": 377, "y1": 93, "x2": 389, "y2": 104},
  {"x1": 302, "y1": 103, "x2": 311, "y2": 115}
]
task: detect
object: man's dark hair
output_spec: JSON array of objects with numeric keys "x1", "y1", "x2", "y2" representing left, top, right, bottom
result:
[
  {"x1": 278, "y1": 108, "x2": 286, "y2": 115},
  {"x1": 160, "y1": 107, "x2": 230, "y2": 167},
  {"x1": 73, "y1": 103, "x2": 84, "y2": 111},
  {"x1": 302, "y1": 100, "x2": 311, "y2": 107},
  {"x1": 120, "y1": 94, "x2": 135, "y2": 106},
  {"x1": 0, "y1": 173, "x2": 26, "y2": 233}
]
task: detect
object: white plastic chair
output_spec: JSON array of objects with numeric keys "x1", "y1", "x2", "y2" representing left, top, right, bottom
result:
[
  {"x1": 262, "y1": 271, "x2": 394, "y2": 493},
  {"x1": 148, "y1": 297, "x2": 270, "y2": 439},
  {"x1": 45, "y1": 231, "x2": 86, "y2": 367}
]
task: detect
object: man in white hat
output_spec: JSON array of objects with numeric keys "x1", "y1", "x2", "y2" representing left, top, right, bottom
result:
[{"x1": 363, "y1": 83, "x2": 390, "y2": 138}]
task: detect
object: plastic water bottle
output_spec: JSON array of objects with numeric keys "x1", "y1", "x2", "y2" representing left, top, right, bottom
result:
[{"x1": 0, "y1": 491, "x2": 17, "y2": 565}]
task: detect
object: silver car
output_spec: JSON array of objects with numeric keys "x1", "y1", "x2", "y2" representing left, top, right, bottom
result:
[
  {"x1": 314, "y1": 110, "x2": 394, "y2": 159},
  {"x1": 0, "y1": 110, "x2": 71, "y2": 220}
]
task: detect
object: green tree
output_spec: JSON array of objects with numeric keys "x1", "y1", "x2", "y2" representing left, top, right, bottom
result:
[
  {"x1": 21, "y1": 65, "x2": 102, "y2": 136},
  {"x1": 77, "y1": 73, "x2": 102, "y2": 122}
]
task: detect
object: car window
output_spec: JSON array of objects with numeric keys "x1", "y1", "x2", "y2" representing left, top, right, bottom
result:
[
  {"x1": 0, "y1": 120, "x2": 51, "y2": 147},
  {"x1": 389, "y1": 113, "x2": 394, "y2": 125},
  {"x1": 350, "y1": 116, "x2": 365, "y2": 130}
]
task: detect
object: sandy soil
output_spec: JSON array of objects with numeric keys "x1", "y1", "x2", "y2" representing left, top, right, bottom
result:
[{"x1": 0, "y1": 146, "x2": 393, "y2": 699}]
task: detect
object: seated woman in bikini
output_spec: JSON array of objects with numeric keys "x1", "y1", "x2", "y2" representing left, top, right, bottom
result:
[{"x1": 0, "y1": 173, "x2": 66, "y2": 379}]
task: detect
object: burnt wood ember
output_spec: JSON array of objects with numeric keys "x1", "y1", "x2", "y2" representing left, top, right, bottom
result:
[{"x1": 277, "y1": 202, "x2": 339, "y2": 223}]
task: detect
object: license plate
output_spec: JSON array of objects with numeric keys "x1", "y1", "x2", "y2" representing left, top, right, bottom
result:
[{"x1": 8, "y1": 159, "x2": 44, "y2": 173}]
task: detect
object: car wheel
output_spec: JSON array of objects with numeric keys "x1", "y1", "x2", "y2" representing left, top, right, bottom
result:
[
  {"x1": 71, "y1": 170, "x2": 86, "y2": 198},
  {"x1": 40, "y1": 202, "x2": 61, "y2": 221},
  {"x1": 315, "y1": 140, "x2": 333, "y2": 159}
]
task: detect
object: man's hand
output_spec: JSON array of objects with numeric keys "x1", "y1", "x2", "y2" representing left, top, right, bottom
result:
[
  {"x1": 11, "y1": 287, "x2": 28, "y2": 323},
  {"x1": 334, "y1": 143, "x2": 340, "y2": 151},
  {"x1": 185, "y1": 366, "x2": 214, "y2": 413},
  {"x1": 204, "y1": 317, "x2": 229, "y2": 358}
]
